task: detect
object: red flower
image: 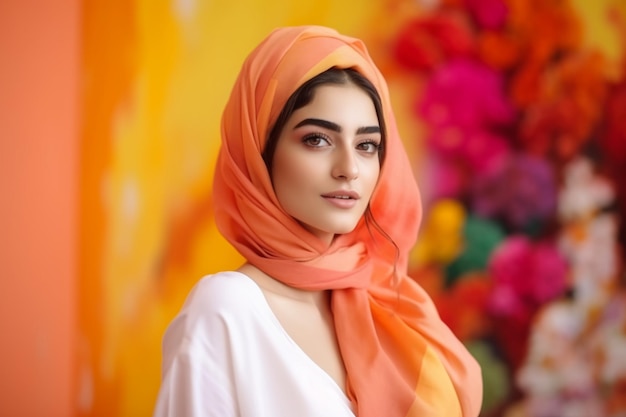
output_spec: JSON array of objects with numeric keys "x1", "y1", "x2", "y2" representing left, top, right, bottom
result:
[
  {"x1": 600, "y1": 70, "x2": 626, "y2": 169},
  {"x1": 393, "y1": 11, "x2": 475, "y2": 72},
  {"x1": 518, "y1": 51, "x2": 609, "y2": 162},
  {"x1": 436, "y1": 273, "x2": 494, "y2": 342}
]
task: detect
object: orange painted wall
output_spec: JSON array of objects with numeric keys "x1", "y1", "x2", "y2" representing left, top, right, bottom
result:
[{"x1": 0, "y1": 1, "x2": 79, "y2": 416}]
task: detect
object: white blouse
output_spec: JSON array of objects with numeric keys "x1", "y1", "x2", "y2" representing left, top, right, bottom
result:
[{"x1": 153, "y1": 271, "x2": 355, "y2": 417}]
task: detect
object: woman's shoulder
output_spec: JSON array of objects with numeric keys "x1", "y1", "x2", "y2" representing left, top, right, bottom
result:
[
  {"x1": 179, "y1": 271, "x2": 264, "y2": 322},
  {"x1": 188, "y1": 271, "x2": 259, "y2": 302},
  {"x1": 159, "y1": 271, "x2": 273, "y2": 387},
  {"x1": 163, "y1": 271, "x2": 267, "y2": 349}
]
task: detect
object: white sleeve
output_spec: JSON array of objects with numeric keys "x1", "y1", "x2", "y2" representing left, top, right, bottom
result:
[
  {"x1": 152, "y1": 303, "x2": 239, "y2": 417},
  {"x1": 152, "y1": 341, "x2": 237, "y2": 417}
]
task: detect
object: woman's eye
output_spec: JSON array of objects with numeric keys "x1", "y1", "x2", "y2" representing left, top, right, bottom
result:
[
  {"x1": 303, "y1": 134, "x2": 330, "y2": 147},
  {"x1": 357, "y1": 140, "x2": 380, "y2": 153}
]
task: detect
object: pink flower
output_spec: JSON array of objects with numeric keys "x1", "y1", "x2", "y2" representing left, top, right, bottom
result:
[
  {"x1": 419, "y1": 59, "x2": 515, "y2": 174},
  {"x1": 419, "y1": 59, "x2": 515, "y2": 130},
  {"x1": 489, "y1": 284, "x2": 527, "y2": 320},
  {"x1": 427, "y1": 125, "x2": 510, "y2": 174},
  {"x1": 421, "y1": 156, "x2": 469, "y2": 201},
  {"x1": 464, "y1": 0, "x2": 508, "y2": 29},
  {"x1": 488, "y1": 236, "x2": 569, "y2": 319}
]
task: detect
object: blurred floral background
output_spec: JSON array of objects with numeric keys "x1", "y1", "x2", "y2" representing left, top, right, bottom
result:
[
  {"x1": 75, "y1": 0, "x2": 626, "y2": 416},
  {"x1": 386, "y1": 0, "x2": 626, "y2": 416}
]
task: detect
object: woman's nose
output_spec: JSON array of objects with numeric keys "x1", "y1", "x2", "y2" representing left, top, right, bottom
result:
[{"x1": 331, "y1": 148, "x2": 359, "y2": 180}]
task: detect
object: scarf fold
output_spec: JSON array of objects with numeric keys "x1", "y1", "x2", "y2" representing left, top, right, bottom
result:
[{"x1": 213, "y1": 25, "x2": 482, "y2": 417}]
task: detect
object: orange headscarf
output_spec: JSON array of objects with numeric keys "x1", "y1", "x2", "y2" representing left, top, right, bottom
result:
[{"x1": 213, "y1": 26, "x2": 482, "y2": 417}]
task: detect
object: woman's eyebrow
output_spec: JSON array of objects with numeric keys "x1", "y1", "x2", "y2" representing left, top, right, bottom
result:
[
  {"x1": 294, "y1": 118, "x2": 380, "y2": 135},
  {"x1": 356, "y1": 126, "x2": 381, "y2": 135},
  {"x1": 294, "y1": 118, "x2": 341, "y2": 132}
]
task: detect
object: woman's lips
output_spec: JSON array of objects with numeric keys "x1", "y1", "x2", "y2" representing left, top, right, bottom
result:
[{"x1": 321, "y1": 190, "x2": 360, "y2": 208}]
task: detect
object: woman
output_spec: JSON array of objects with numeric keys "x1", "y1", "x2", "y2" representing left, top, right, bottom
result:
[{"x1": 153, "y1": 25, "x2": 482, "y2": 417}]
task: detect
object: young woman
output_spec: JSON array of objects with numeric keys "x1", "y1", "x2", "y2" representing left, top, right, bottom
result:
[{"x1": 153, "y1": 25, "x2": 482, "y2": 417}]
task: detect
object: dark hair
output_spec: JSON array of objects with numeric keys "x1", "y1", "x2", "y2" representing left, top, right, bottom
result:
[
  {"x1": 262, "y1": 67, "x2": 387, "y2": 171},
  {"x1": 263, "y1": 67, "x2": 399, "y2": 265}
]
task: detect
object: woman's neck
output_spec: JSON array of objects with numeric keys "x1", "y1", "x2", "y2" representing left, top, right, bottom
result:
[
  {"x1": 237, "y1": 263, "x2": 330, "y2": 307},
  {"x1": 236, "y1": 263, "x2": 346, "y2": 392}
]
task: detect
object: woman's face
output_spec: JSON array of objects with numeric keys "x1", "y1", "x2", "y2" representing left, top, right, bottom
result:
[{"x1": 271, "y1": 83, "x2": 382, "y2": 245}]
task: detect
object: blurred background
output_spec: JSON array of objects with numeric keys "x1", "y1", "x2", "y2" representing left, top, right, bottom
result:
[{"x1": 1, "y1": 0, "x2": 625, "y2": 416}]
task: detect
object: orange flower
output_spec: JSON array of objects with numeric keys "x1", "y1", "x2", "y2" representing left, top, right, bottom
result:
[
  {"x1": 504, "y1": 0, "x2": 584, "y2": 107},
  {"x1": 506, "y1": 0, "x2": 583, "y2": 63},
  {"x1": 478, "y1": 30, "x2": 522, "y2": 70}
]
